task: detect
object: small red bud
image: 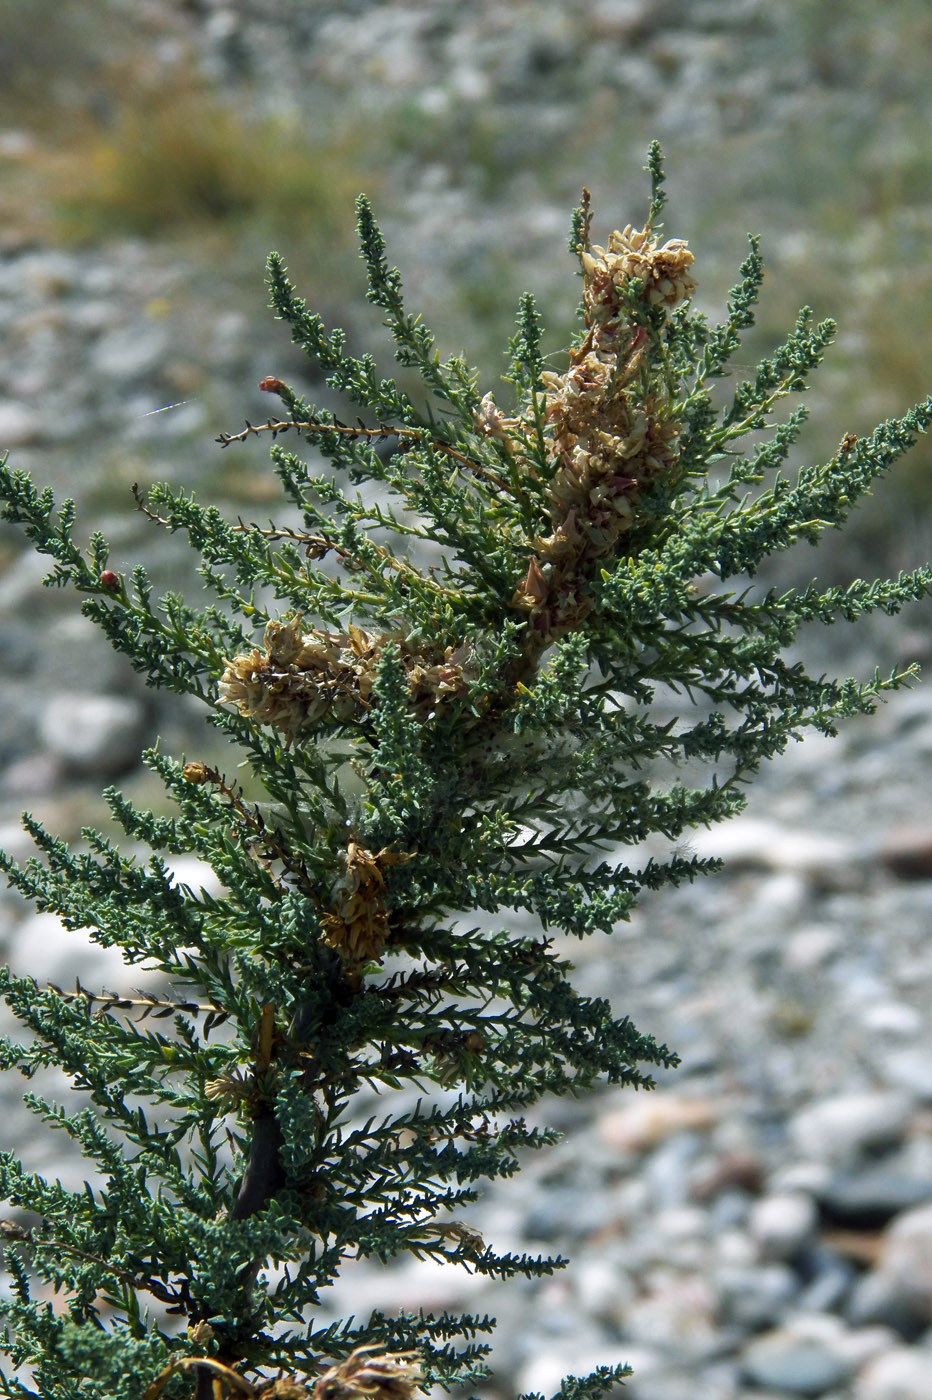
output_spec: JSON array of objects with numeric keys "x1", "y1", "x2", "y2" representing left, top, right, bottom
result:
[
  {"x1": 258, "y1": 376, "x2": 286, "y2": 395},
  {"x1": 99, "y1": 570, "x2": 120, "y2": 590}
]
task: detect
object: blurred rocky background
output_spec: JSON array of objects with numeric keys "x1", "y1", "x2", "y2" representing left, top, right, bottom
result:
[{"x1": 2, "y1": 3, "x2": 932, "y2": 1397}]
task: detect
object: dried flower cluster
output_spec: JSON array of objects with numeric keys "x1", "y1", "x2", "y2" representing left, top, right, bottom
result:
[
  {"x1": 585, "y1": 222, "x2": 696, "y2": 310},
  {"x1": 320, "y1": 840, "x2": 413, "y2": 980},
  {"x1": 509, "y1": 222, "x2": 695, "y2": 649},
  {"x1": 142, "y1": 1346, "x2": 422, "y2": 1400},
  {"x1": 222, "y1": 221, "x2": 694, "y2": 729},
  {"x1": 312, "y1": 1348, "x2": 424, "y2": 1400},
  {"x1": 220, "y1": 614, "x2": 473, "y2": 741}
]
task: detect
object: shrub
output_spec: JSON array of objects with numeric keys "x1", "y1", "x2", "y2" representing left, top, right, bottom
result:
[{"x1": 0, "y1": 144, "x2": 929, "y2": 1400}]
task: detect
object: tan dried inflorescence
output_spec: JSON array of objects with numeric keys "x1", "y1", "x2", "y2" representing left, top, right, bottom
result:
[
  {"x1": 582, "y1": 223, "x2": 696, "y2": 312},
  {"x1": 508, "y1": 218, "x2": 695, "y2": 648},
  {"x1": 221, "y1": 213, "x2": 694, "y2": 725},
  {"x1": 312, "y1": 1348, "x2": 424, "y2": 1400},
  {"x1": 144, "y1": 1349, "x2": 423, "y2": 1400},
  {"x1": 220, "y1": 615, "x2": 473, "y2": 742},
  {"x1": 320, "y1": 840, "x2": 413, "y2": 979}
]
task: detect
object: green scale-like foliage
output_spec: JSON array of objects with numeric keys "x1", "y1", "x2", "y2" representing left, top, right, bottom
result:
[{"x1": 0, "y1": 144, "x2": 930, "y2": 1399}]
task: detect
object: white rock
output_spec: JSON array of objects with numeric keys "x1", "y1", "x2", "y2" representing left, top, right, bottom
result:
[
  {"x1": 37, "y1": 692, "x2": 146, "y2": 777},
  {"x1": 321, "y1": 1249, "x2": 488, "y2": 1321},
  {"x1": 0, "y1": 750, "x2": 63, "y2": 798},
  {"x1": 689, "y1": 816, "x2": 857, "y2": 883},
  {"x1": 653, "y1": 1206, "x2": 709, "y2": 1242},
  {"x1": 789, "y1": 1092, "x2": 913, "y2": 1163},
  {"x1": 573, "y1": 1253, "x2": 636, "y2": 1320},
  {"x1": 853, "y1": 1346, "x2": 932, "y2": 1400},
  {"x1": 877, "y1": 1201, "x2": 932, "y2": 1320},
  {"x1": 164, "y1": 855, "x2": 225, "y2": 900},
  {"x1": 771, "y1": 1160, "x2": 833, "y2": 1196},
  {"x1": 743, "y1": 869, "x2": 811, "y2": 931},
  {"x1": 748, "y1": 1192, "x2": 818, "y2": 1261},
  {"x1": 622, "y1": 1269, "x2": 718, "y2": 1350},
  {"x1": 0, "y1": 401, "x2": 40, "y2": 446},
  {"x1": 882, "y1": 1047, "x2": 932, "y2": 1102},
  {"x1": 0, "y1": 548, "x2": 49, "y2": 614},
  {"x1": 714, "y1": 1228, "x2": 757, "y2": 1267},
  {"x1": 91, "y1": 321, "x2": 168, "y2": 381},
  {"x1": 21, "y1": 249, "x2": 78, "y2": 296},
  {"x1": 785, "y1": 923, "x2": 844, "y2": 971},
  {"x1": 827, "y1": 1325, "x2": 898, "y2": 1370},
  {"x1": 516, "y1": 1343, "x2": 656, "y2": 1400},
  {"x1": 4, "y1": 910, "x2": 155, "y2": 990},
  {"x1": 40, "y1": 613, "x2": 129, "y2": 693},
  {"x1": 862, "y1": 1002, "x2": 922, "y2": 1037},
  {"x1": 0, "y1": 819, "x2": 43, "y2": 867}
]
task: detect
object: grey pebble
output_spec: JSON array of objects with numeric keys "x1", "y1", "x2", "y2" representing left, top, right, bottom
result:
[
  {"x1": 715, "y1": 1262, "x2": 799, "y2": 1330},
  {"x1": 818, "y1": 1169, "x2": 932, "y2": 1229},
  {"x1": 740, "y1": 1320, "x2": 857, "y2": 1396},
  {"x1": 846, "y1": 1271, "x2": 928, "y2": 1340}
]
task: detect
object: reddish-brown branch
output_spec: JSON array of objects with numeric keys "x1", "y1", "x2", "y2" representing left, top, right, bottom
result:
[{"x1": 215, "y1": 417, "x2": 512, "y2": 493}]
